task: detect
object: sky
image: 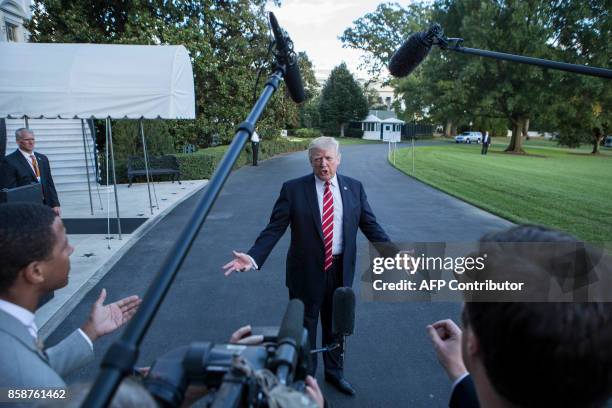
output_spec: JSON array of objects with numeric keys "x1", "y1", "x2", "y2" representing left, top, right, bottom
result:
[{"x1": 267, "y1": 0, "x2": 386, "y2": 77}]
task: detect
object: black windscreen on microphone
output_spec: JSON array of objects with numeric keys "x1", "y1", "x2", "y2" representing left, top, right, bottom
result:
[
  {"x1": 388, "y1": 32, "x2": 432, "y2": 77},
  {"x1": 388, "y1": 24, "x2": 442, "y2": 78},
  {"x1": 269, "y1": 12, "x2": 306, "y2": 103},
  {"x1": 332, "y1": 287, "x2": 355, "y2": 336},
  {"x1": 278, "y1": 298, "x2": 305, "y2": 345}
]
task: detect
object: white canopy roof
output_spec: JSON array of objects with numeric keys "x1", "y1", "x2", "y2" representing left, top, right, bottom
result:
[{"x1": 0, "y1": 43, "x2": 195, "y2": 119}]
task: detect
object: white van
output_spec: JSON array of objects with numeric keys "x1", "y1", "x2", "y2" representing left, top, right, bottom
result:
[{"x1": 454, "y1": 131, "x2": 482, "y2": 144}]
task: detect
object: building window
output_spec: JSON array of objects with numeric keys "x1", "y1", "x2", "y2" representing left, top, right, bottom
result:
[{"x1": 6, "y1": 21, "x2": 18, "y2": 42}]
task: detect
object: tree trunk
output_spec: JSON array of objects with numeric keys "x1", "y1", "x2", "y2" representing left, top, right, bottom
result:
[
  {"x1": 451, "y1": 124, "x2": 458, "y2": 137},
  {"x1": 505, "y1": 115, "x2": 526, "y2": 153},
  {"x1": 340, "y1": 123, "x2": 345, "y2": 137},
  {"x1": 592, "y1": 127, "x2": 603, "y2": 154},
  {"x1": 523, "y1": 118, "x2": 530, "y2": 140},
  {"x1": 445, "y1": 119, "x2": 453, "y2": 138}
]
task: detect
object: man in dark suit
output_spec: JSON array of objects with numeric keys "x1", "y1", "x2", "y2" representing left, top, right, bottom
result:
[
  {"x1": 427, "y1": 225, "x2": 612, "y2": 408},
  {"x1": 0, "y1": 128, "x2": 61, "y2": 216},
  {"x1": 480, "y1": 131, "x2": 491, "y2": 155},
  {"x1": 223, "y1": 136, "x2": 395, "y2": 396}
]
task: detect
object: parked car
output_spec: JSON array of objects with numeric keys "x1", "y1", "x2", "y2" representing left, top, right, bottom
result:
[
  {"x1": 605, "y1": 136, "x2": 612, "y2": 148},
  {"x1": 455, "y1": 131, "x2": 482, "y2": 144}
]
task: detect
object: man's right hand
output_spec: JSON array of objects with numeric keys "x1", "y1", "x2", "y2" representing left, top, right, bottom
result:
[
  {"x1": 223, "y1": 250, "x2": 254, "y2": 276},
  {"x1": 426, "y1": 319, "x2": 468, "y2": 382}
]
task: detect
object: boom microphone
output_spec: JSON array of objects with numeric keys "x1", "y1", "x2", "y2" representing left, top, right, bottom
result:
[
  {"x1": 333, "y1": 287, "x2": 355, "y2": 336},
  {"x1": 269, "y1": 12, "x2": 306, "y2": 103},
  {"x1": 388, "y1": 24, "x2": 442, "y2": 78},
  {"x1": 273, "y1": 298, "x2": 305, "y2": 384}
]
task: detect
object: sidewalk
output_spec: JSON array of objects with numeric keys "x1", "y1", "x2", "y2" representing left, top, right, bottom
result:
[{"x1": 36, "y1": 179, "x2": 207, "y2": 338}]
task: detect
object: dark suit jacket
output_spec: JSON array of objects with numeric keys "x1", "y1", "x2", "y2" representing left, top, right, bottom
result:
[
  {"x1": 0, "y1": 150, "x2": 60, "y2": 207},
  {"x1": 482, "y1": 135, "x2": 491, "y2": 146},
  {"x1": 450, "y1": 374, "x2": 479, "y2": 408},
  {"x1": 248, "y1": 173, "x2": 393, "y2": 304}
]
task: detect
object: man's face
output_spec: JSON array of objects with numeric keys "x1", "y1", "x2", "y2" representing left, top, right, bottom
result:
[
  {"x1": 17, "y1": 131, "x2": 35, "y2": 153},
  {"x1": 39, "y1": 217, "x2": 74, "y2": 291},
  {"x1": 310, "y1": 147, "x2": 341, "y2": 182}
]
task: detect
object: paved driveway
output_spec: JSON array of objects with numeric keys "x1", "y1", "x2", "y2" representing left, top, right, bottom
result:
[{"x1": 50, "y1": 142, "x2": 512, "y2": 407}]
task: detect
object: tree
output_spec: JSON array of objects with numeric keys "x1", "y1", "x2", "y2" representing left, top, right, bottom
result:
[
  {"x1": 318, "y1": 63, "x2": 368, "y2": 136},
  {"x1": 548, "y1": 0, "x2": 611, "y2": 153},
  {"x1": 25, "y1": 0, "x2": 300, "y2": 147}
]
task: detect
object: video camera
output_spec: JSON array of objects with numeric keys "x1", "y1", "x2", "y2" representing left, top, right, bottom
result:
[{"x1": 141, "y1": 288, "x2": 355, "y2": 408}]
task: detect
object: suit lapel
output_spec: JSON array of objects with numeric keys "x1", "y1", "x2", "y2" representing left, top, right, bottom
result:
[
  {"x1": 0, "y1": 309, "x2": 49, "y2": 365},
  {"x1": 13, "y1": 150, "x2": 38, "y2": 181},
  {"x1": 305, "y1": 175, "x2": 324, "y2": 242}
]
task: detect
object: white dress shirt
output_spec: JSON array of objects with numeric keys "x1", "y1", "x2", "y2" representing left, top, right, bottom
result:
[
  {"x1": 314, "y1": 174, "x2": 344, "y2": 255},
  {"x1": 19, "y1": 148, "x2": 41, "y2": 182},
  {"x1": 0, "y1": 298, "x2": 93, "y2": 350}
]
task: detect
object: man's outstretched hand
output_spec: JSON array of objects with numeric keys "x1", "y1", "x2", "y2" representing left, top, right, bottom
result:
[
  {"x1": 223, "y1": 250, "x2": 254, "y2": 276},
  {"x1": 81, "y1": 288, "x2": 141, "y2": 342}
]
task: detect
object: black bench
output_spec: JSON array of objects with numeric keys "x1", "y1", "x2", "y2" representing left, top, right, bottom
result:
[{"x1": 127, "y1": 155, "x2": 181, "y2": 187}]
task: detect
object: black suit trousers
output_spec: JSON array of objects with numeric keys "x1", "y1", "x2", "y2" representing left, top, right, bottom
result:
[{"x1": 290, "y1": 256, "x2": 344, "y2": 379}]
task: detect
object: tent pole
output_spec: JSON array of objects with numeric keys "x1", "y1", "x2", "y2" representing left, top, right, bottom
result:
[
  {"x1": 90, "y1": 118, "x2": 104, "y2": 210},
  {"x1": 81, "y1": 119, "x2": 94, "y2": 215},
  {"x1": 140, "y1": 119, "x2": 154, "y2": 215},
  {"x1": 107, "y1": 118, "x2": 122, "y2": 240},
  {"x1": 105, "y1": 119, "x2": 111, "y2": 250},
  {"x1": 24, "y1": 116, "x2": 29, "y2": 129}
]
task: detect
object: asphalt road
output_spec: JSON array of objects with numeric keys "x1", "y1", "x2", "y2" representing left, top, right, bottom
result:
[{"x1": 50, "y1": 141, "x2": 512, "y2": 407}]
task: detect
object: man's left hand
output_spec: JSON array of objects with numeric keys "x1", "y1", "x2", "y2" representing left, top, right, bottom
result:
[{"x1": 81, "y1": 288, "x2": 141, "y2": 342}]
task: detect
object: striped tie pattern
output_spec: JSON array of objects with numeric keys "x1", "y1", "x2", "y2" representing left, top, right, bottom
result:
[{"x1": 322, "y1": 181, "x2": 334, "y2": 271}]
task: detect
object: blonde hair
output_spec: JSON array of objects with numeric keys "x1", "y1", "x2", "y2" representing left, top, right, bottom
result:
[{"x1": 308, "y1": 136, "x2": 340, "y2": 159}]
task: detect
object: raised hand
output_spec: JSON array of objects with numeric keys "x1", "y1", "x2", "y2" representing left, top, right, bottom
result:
[
  {"x1": 222, "y1": 250, "x2": 255, "y2": 276},
  {"x1": 81, "y1": 288, "x2": 141, "y2": 341}
]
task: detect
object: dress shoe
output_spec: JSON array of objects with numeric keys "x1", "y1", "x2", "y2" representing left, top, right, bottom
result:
[{"x1": 325, "y1": 375, "x2": 356, "y2": 396}]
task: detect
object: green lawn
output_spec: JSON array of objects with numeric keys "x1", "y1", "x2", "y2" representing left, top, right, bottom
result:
[{"x1": 392, "y1": 141, "x2": 612, "y2": 243}]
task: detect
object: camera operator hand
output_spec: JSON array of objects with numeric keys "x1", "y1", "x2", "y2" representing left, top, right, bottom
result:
[
  {"x1": 223, "y1": 250, "x2": 256, "y2": 276},
  {"x1": 305, "y1": 376, "x2": 324, "y2": 408},
  {"x1": 426, "y1": 319, "x2": 468, "y2": 382},
  {"x1": 229, "y1": 325, "x2": 264, "y2": 345}
]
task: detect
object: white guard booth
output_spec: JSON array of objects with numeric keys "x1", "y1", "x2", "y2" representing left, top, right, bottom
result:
[{"x1": 0, "y1": 42, "x2": 195, "y2": 244}]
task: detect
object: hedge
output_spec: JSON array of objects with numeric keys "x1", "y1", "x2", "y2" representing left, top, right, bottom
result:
[
  {"x1": 101, "y1": 138, "x2": 310, "y2": 184},
  {"x1": 294, "y1": 128, "x2": 322, "y2": 138}
]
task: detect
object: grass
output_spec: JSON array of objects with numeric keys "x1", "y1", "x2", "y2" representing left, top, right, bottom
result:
[{"x1": 392, "y1": 140, "x2": 612, "y2": 243}]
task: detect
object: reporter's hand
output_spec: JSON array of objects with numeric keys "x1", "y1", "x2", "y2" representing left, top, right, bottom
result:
[
  {"x1": 426, "y1": 319, "x2": 467, "y2": 382},
  {"x1": 223, "y1": 250, "x2": 254, "y2": 276},
  {"x1": 229, "y1": 325, "x2": 264, "y2": 345},
  {"x1": 305, "y1": 376, "x2": 324, "y2": 408},
  {"x1": 81, "y1": 288, "x2": 141, "y2": 341}
]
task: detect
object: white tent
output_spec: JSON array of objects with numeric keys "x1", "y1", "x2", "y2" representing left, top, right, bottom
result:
[
  {"x1": 0, "y1": 42, "x2": 195, "y2": 119},
  {"x1": 0, "y1": 42, "x2": 196, "y2": 243}
]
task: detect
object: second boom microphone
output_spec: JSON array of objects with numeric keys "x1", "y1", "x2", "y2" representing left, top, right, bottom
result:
[{"x1": 388, "y1": 24, "x2": 441, "y2": 78}]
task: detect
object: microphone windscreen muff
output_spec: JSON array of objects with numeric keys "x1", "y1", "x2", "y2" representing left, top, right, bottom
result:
[
  {"x1": 388, "y1": 32, "x2": 432, "y2": 78},
  {"x1": 278, "y1": 298, "x2": 305, "y2": 345},
  {"x1": 285, "y1": 62, "x2": 306, "y2": 103},
  {"x1": 333, "y1": 287, "x2": 355, "y2": 336}
]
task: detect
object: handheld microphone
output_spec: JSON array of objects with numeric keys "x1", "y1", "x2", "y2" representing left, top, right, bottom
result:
[
  {"x1": 272, "y1": 298, "x2": 305, "y2": 384},
  {"x1": 388, "y1": 24, "x2": 442, "y2": 78},
  {"x1": 269, "y1": 12, "x2": 306, "y2": 103},
  {"x1": 332, "y1": 287, "x2": 356, "y2": 336}
]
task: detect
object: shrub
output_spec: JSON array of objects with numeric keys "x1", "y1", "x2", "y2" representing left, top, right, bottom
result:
[
  {"x1": 344, "y1": 128, "x2": 364, "y2": 138},
  {"x1": 294, "y1": 128, "x2": 322, "y2": 138}
]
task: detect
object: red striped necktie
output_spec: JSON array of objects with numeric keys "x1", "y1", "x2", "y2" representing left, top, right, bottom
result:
[{"x1": 322, "y1": 181, "x2": 334, "y2": 271}]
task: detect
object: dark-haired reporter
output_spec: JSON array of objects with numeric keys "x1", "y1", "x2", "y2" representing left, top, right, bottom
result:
[
  {"x1": 427, "y1": 225, "x2": 612, "y2": 408},
  {"x1": 0, "y1": 203, "x2": 141, "y2": 388}
]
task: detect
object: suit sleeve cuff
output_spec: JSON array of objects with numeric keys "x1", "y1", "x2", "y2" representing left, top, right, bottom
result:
[
  {"x1": 451, "y1": 372, "x2": 470, "y2": 393},
  {"x1": 245, "y1": 254, "x2": 259, "y2": 270},
  {"x1": 77, "y1": 328, "x2": 94, "y2": 350}
]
